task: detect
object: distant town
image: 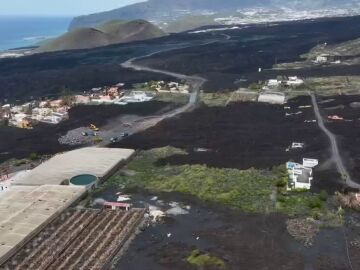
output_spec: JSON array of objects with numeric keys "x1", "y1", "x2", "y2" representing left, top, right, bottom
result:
[{"x1": 0, "y1": 80, "x2": 190, "y2": 129}]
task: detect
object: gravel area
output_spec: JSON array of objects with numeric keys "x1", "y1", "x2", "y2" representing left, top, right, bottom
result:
[{"x1": 58, "y1": 127, "x2": 102, "y2": 146}]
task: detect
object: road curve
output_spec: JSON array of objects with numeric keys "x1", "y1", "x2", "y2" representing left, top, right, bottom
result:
[
  {"x1": 98, "y1": 38, "x2": 229, "y2": 147},
  {"x1": 121, "y1": 43, "x2": 214, "y2": 116},
  {"x1": 309, "y1": 92, "x2": 360, "y2": 188}
]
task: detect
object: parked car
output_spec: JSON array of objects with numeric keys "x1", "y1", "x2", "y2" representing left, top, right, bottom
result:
[{"x1": 110, "y1": 137, "x2": 119, "y2": 143}]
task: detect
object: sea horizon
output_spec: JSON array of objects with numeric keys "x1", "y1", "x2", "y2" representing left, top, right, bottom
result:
[{"x1": 0, "y1": 16, "x2": 72, "y2": 51}]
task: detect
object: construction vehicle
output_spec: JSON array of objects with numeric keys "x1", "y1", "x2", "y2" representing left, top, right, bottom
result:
[{"x1": 90, "y1": 124, "x2": 100, "y2": 131}]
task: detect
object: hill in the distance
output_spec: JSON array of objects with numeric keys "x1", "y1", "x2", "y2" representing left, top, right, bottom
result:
[
  {"x1": 69, "y1": 0, "x2": 360, "y2": 32},
  {"x1": 37, "y1": 20, "x2": 166, "y2": 53}
]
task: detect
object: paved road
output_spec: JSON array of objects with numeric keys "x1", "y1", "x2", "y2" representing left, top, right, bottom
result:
[
  {"x1": 309, "y1": 92, "x2": 360, "y2": 188},
  {"x1": 97, "y1": 41, "x2": 224, "y2": 147}
]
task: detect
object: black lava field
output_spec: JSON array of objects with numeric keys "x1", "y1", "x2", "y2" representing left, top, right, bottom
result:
[
  {"x1": 0, "y1": 101, "x2": 175, "y2": 163},
  {"x1": 3, "y1": 16, "x2": 360, "y2": 101}
]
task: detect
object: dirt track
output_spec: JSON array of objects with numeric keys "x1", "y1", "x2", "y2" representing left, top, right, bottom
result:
[
  {"x1": 316, "y1": 94, "x2": 360, "y2": 184},
  {"x1": 310, "y1": 92, "x2": 359, "y2": 189}
]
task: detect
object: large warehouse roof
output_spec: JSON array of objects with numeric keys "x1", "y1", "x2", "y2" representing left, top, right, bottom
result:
[
  {"x1": 12, "y1": 147, "x2": 134, "y2": 186},
  {"x1": 0, "y1": 185, "x2": 86, "y2": 264}
]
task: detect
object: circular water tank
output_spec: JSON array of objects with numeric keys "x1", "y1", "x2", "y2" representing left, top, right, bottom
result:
[{"x1": 69, "y1": 174, "x2": 98, "y2": 190}]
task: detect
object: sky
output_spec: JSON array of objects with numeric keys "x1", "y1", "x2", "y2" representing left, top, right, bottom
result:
[{"x1": 0, "y1": 0, "x2": 145, "y2": 16}]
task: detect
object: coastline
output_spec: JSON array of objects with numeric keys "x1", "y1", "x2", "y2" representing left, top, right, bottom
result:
[{"x1": 0, "y1": 16, "x2": 71, "y2": 52}]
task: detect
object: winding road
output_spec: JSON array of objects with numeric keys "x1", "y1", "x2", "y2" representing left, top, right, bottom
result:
[
  {"x1": 309, "y1": 92, "x2": 360, "y2": 188},
  {"x1": 97, "y1": 37, "x2": 229, "y2": 147}
]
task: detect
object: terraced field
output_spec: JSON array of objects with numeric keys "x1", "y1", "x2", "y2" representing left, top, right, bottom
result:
[{"x1": 2, "y1": 208, "x2": 145, "y2": 270}]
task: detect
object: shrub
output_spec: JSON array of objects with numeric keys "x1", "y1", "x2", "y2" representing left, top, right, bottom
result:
[
  {"x1": 319, "y1": 190, "x2": 328, "y2": 201},
  {"x1": 186, "y1": 250, "x2": 225, "y2": 269},
  {"x1": 275, "y1": 178, "x2": 288, "y2": 188},
  {"x1": 248, "y1": 82, "x2": 261, "y2": 90},
  {"x1": 308, "y1": 198, "x2": 322, "y2": 209},
  {"x1": 28, "y1": 152, "x2": 39, "y2": 161}
]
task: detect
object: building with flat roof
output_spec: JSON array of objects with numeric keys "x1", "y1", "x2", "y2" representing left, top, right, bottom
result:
[
  {"x1": 258, "y1": 91, "x2": 286, "y2": 104},
  {"x1": 0, "y1": 185, "x2": 86, "y2": 265},
  {"x1": 12, "y1": 147, "x2": 135, "y2": 186}
]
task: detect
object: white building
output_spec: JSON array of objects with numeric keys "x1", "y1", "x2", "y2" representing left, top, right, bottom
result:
[
  {"x1": 286, "y1": 76, "x2": 304, "y2": 87},
  {"x1": 121, "y1": 91, "x2": 154, "y2": 103},
  {"x1": 31, "y1": 108, "x2": 53, "y2": 121},
  {"x1": 315, "y1": 54, "x2": 329, "y2": 63},
  {"x1": 303, "y1": 158, "x2": 319, "y2": 168},
  {"x1": 258, "y1": 92, "x2": 285, "y2": 104},
  {"x1": 40, "y1": 112, "x2": 68, "y2": 124},
  {"x1": 10, "y1": 106, "x2": 23, "y2": 114},
  {"x1": 267, "y1": 79, "x2": 282, "y2": 87},
  {"x1": 286, "y1": 158, "x2": 319, "y2": 190},
  {"x1": 286, "y1": 162, "x2": 313, "y2": 190}
]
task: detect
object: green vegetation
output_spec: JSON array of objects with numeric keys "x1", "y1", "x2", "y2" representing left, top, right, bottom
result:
[
  {"x1": 200, "y1": 91, "x2": 257, "y2": 107},
  {"x1": 186, "y1": 250, "x2": 225, "y2": 269},
  {"x1": 248, "y1": 82, "x2": 262, "y2": 91},
  {"x1": 106, "y1": 147, "x2": 278, "y2": 213},
  {"x1": 28, "y1": 152, "x2": 39, "y2": 161},
  {"x1": 104, "y1": 147, "x2": 340, "y2": 221},
  {"x1": 319, "y1": 190, "x2": 328, "y2": 201}
]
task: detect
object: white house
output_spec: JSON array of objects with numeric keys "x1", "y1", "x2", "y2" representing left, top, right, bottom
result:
[
  {"x1": 303, "y1": 158, "x2": 319, "y2": 168},
  {"x1": 10, "y1": 106, "x2": 23, "y2": 114},
  {"x1": 31, "y1": 108, "x2": 53, "y2": 121},
  {"x1": 286, "y1": 162, "x2": 313, "y2": 190},
  {"x1": 267, "y1": 79, "x2": 282, "y2": 87},
  {"x1": 40, "y1": 112, "x2": 67, "y2": 124},
  {"x1": 286, "y1": 159, "x2": 319, "y2": 190},
  {"x1": 315, "y1": 54, "x2": 329, "y2": 63},
  {"x1": 286, "y1": 76, "x2": 304, "y2": 87},
  {"x1": 258, "y1": 92, "x2": 285, "y2": 104},
  {"x1": 122, "y1": 91, "x2": 154, "y2": 102}
]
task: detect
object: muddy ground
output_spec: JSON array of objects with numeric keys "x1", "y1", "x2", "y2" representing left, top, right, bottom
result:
[
  {"x1": 0, "y1": 101, "x2": 176, "y2": 163},
  {"x1": 95, "y1": 191, "x2": 359, "y2": 270}
]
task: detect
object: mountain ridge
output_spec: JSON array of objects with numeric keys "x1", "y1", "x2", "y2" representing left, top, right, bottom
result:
[{"x1": 69, "y1": 0, "x2": 360, "y2": 31}]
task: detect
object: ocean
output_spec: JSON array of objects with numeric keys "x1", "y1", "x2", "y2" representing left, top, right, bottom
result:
[{"x1": 0, "y1": 16, "x2": 72, "y2": 51}]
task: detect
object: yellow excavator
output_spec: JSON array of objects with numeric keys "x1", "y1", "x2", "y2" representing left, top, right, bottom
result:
[{"x1": 90, "y1": 124, "x2": 99, "y2": 131}]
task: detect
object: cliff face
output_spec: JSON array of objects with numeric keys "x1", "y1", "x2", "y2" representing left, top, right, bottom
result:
[
  {"x1": 37, "y1": 20, "x2": 166, "y2": 53},
  {"x1": 68, "y1": 0, "x2": 359, "y2": 31}
]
